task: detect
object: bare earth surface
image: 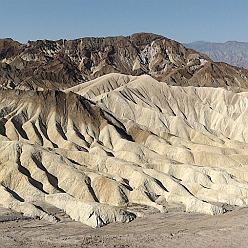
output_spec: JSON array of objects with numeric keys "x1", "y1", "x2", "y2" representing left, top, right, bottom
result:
[
  {"x1": 0, "y1": 205, "x2": 248, "y2": 248},
  {"x1": 2, "y1": 34, "x2": 248, "y2": 247}
]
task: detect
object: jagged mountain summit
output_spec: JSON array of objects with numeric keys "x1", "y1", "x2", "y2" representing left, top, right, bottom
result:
[
  {"x1": 1, "y1": 33, "x2": 248, "y2": 90},
  {"x1": 1, "y1": 33, "x2": 248, "y2": 228},
  {"x1": 185, "y1": 40, "x2": 248, "y2": 69}
]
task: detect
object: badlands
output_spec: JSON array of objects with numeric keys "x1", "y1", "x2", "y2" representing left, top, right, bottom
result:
[{"x1": 1, "y1": 33, "x2": 248, "y2": 247}]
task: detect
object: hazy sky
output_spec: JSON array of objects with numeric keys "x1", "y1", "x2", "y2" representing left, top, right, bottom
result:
[{"x1": 1, "y1": 0, "x2": 247, "y2": 43}]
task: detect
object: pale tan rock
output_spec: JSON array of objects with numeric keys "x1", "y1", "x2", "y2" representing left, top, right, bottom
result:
[{"x1": 1, "y1": 74, "x2": 248, "y2": 227}]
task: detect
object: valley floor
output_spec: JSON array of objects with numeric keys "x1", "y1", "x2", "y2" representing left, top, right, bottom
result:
[{"x1": 0, "y1": 205, "x2": 248, "y2": 248}]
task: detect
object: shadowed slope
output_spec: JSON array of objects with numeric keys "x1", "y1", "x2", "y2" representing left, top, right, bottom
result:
[{"x1": 0, "y1": 74, "x2": 248, "y2": 227}]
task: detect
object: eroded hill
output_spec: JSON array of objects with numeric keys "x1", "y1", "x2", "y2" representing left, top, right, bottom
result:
[
  {"x1": 0, "y1": 73, "x2": 247, "y2": 227},
  {"x1": 1, "y1": 34, "x2": 248, "y2": 228}
]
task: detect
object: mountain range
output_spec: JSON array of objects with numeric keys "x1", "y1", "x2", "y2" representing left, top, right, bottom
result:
[
  {"x1": 1, "y1": 33, "x2": 248, "y2": 91},
  {"x1": 185, "y1": 41, "x2": 248, "y2": 69},
  {"x1": 1, "y1": 33, "x2": 248, "y2": 228}
]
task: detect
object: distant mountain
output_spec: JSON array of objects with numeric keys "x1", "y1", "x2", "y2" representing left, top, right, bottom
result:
[{"x1": 185, "y1": 41, "x2": 248, "y2": 69}]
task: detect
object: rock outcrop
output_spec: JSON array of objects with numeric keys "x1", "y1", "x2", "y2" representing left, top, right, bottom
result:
[{"x1": 1, "y1": 33, "x2": 248, "y2": 90}]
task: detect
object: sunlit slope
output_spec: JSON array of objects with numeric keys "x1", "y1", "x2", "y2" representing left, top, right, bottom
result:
[{"x1": 1, "y1": 74, "x2": 248, "y2": 227}]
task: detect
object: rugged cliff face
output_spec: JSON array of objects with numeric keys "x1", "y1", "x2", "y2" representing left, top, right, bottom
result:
[{"x1": 1, "y1": 33, "x2": 248, "y2": 90}]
